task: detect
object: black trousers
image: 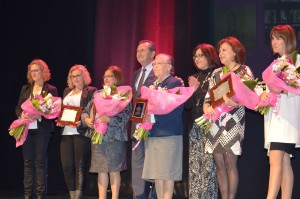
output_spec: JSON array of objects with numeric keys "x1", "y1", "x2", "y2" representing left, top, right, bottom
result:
[
  {"x1": 60, "y1": 134, "x2": 91, "y2": 191},
  {"x1": 22, "y1": 129, "x2": 51, "y2": 198}
]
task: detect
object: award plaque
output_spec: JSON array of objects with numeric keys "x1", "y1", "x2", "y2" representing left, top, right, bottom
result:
[
  {"x1": 209, "y1": 75, "x2": 235, "y2": 108},
  {"x1": 130, "y1": 98, "x2": 148, "y2": 123},
  {"x1": 57, "y1": 105, "x2": 83, "y2": 126}
]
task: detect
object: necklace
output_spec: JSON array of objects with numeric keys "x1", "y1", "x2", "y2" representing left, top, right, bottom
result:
[
  {"x1": 195, "y1": 71, "x2": 211, "y2": 106},
  {"x1": 196, "y1": 71, "x2": 211, "y2": 90},
  {"x1": 72, "y1": 89, "x2": 82, "y2": 95},
  {"x1": 33, "y1": 85, "x2": 42, "y2": 93},
  {"x1": 229, "y1": 63, "x2": 238, "y2": 71},
  {"x1": 223, "y1": 63, "x2": 240, "y2": 74}
]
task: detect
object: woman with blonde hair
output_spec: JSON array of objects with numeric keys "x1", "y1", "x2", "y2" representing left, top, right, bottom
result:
[
  {"x1": 16, "y1": 59, "x2": 58, "y2": 199},
  {"x1": 57, "y1": 64, "x2": 97, "y2": 199}
]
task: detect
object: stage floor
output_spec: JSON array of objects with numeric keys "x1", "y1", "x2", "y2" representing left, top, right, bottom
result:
[{"x1": 0, "y1": 193, "x2": 132, "y2": 199}]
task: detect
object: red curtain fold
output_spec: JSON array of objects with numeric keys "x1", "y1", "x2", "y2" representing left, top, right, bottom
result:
[{"x1": 93, "y1": 0, "x2": 175, "y2": 87}]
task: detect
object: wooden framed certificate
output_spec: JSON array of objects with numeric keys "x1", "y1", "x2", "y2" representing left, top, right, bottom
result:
[
  {"x1": 209, "y1": 75, "x2": 235, "y2": 108},
  {"x1": 130, "y1": 98, "x2": 148, "y2": 123},
  {"x1": 57, "y1": 105, "x2": 83, "y2": 126}
]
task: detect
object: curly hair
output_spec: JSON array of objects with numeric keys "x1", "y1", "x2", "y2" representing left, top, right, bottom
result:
[
  {"x1": 27, "y1": 59, "x2": 51, "y2": 84},
  {"x1": 67, "y1": 64, "x2": 92, "y2": 89}
]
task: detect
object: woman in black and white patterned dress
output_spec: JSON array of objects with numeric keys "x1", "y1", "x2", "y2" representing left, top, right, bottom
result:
[
  {"x1": 186, "y1": 43, "x2": 220, "y2": 199},
  {"x1": 203, "y1": 37, "x2": 254, "y2": 199}
]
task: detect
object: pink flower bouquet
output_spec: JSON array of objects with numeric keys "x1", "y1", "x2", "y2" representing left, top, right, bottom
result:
[
  {"x1": 195, "y1": 72, "x2": 259, "y2": 132},
  {"x1": 132, "y1": 86, "x2": 194, "y2": 150},
  {"x1": 258, "y1": 55, "x2": 300, "y2": 115},
  {"x1": 90, "y1": 85, "x2": 132, "y2": 144},
  {"x1": 9, "y1": 93, "x2": 61, "y2": 147},
  {"x1": 263, "y1": 55, "x2": 300, "y2": 94}
]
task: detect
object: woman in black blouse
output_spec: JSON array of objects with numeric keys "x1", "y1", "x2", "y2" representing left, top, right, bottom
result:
[
  {"x1": 15, "y1": 59, "x2": 58, "y2": 199},
  {"x1": 186, "y1": 44, "x2": 220, "y2": 199}
]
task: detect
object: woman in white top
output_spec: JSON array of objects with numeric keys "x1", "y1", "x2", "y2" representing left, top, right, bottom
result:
[
  {"x1": 261, "y1": 24, "x2": 300, "y2": 199},
  {"x1": 57, "y1": 65, "x2": 97, "y2": 199}
]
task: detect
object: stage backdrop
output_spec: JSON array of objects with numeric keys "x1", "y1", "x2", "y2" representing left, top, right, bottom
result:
[
  {"x1": 92, "y1": 0, "x2": 175, "y2": 88},
  {"x1": 2, "y1": 0, "x2": 300, "y2": 199}
]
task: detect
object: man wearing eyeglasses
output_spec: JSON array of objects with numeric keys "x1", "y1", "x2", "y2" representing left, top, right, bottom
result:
[{"x1": 131, "y1": 40, "x2": 157, "y2": 199}]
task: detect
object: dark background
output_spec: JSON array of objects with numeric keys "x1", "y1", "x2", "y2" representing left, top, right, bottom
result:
[{"x1": 1, "y1": 0, "x2": 300, "y2": 198}]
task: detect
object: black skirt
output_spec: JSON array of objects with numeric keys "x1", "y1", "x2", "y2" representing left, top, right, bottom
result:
[{"x1": 270, "y1": 142, "x2": 296, "y2": 156}]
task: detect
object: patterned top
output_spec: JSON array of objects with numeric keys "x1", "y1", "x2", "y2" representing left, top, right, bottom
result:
[
  {"x1": 82, "y1": 90, "x2": 132, "y2": 142},
  {"x1": 204, "y1": 65, "x2": 254, "y2": 155}
]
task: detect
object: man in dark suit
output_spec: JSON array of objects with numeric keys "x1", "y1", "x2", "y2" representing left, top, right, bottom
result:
[{"x1": 131, "y1": 40, "x2": 157, "y2": 199}]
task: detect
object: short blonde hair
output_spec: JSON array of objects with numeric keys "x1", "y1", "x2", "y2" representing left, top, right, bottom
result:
[
  {"x1": 67, "y1": 64, "x2": 92, "y2": 89},
  {"x1": 27, "y1": 59, "x2": 51, "y2": 84}
]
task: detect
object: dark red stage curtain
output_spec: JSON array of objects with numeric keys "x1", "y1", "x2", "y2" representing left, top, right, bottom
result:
[{"x1": 93, "y1": 0, "x2": 175, "y2": 88}]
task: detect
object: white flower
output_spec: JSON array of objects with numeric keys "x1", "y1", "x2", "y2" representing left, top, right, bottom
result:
[
  {"x1": 103, "y1": 85, "x2": 111, "y2": 95},
  {"x1": 46, "y1": 98, "x2": 54, "y2": 107},
  {"x1": 44, "y1": 93, "x2": 53, "y2": 102},
  {"x1": 254, "y1": 85, "x2": 264, "y2": 96},
  {"x1": 112, "y1": 94, "x2": 121, "y2": 100}
]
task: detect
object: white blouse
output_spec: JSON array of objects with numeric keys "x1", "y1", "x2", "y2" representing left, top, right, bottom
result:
[
  {"x1": 264, "y1": 55, "x2": 300, "y2": 150},
  {"x1": 62, "y1": 90, "x2": 82, "y2": 135}
]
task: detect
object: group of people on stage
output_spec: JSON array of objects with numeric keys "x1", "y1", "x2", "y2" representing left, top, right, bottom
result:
[{"x1": 13, "y1": 23, "x2": 300, "y2": 199}]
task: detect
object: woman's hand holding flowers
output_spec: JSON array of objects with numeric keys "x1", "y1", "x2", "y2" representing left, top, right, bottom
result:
[
  {"x1": 203, "y1": 104, "x2": 215, "y2": 115},
  {"x1": 223, "y1": 94, "x2": 240, "y2": 108},
  {"x1": 84, "y1": 117, "x2": 94, "y2": 128},
  {"x1": 260, "y1": 91, "x2": 270, "y2": 102},
  {"x1": 97, "y1": 115, "x2": 110, "y2": 123},
  {"x1": 21, "y1": 111, "x2": 41, "y2": 121}
]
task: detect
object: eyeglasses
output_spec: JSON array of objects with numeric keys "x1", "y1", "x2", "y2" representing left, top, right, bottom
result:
[
  {"x1": 152, "y1": 62, "x2": 171, "y2": 66},
  {"x1": 193, "y1": 54, "x2": 206, "y2": 59},
  {"x1": 30, "y1": 69, "x2": 41, "y2": 74},
  {"x1": 71, "y1": 74, "x2": 82, "y2": 79},
  {"x1": 103, "y1": 75, "x2": 115, "y2": 79}
]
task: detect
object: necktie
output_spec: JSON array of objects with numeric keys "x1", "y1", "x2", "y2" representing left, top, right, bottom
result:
[{"x1": 136, "y1": 68, "x2": 146, "y2": 97}]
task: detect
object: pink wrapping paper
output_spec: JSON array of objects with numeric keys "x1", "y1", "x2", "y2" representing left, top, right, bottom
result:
[
  {"x1": 263, "y1": 60, "x2": 300, "y2": 95},
  {"x1": 203, "y1": 72, "x2": 259, "y2": 122},
  {"x1": 9, "y1": 97, "x2": 61, "y2": 147},
  {"x1": 141, "y1": 86, "x2": 195, "y2": 115},
  {"x1": 93, "y1": 86, "x2": 132, "y2": 135},
  {"x1": 138, "y1": 86, "x2": 194, "y2": 129}
]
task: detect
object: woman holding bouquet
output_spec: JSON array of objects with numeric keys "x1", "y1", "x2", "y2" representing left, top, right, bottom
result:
[
  {"x1": 82, "y1": 66, "x2": 131, "y2": 199},
  {"x1": 56, "y1": 65, "x2": 97, "y2": 199},
  {"x1": 142, "y1": 53, "x2": 184, "y2": 199},
  {"x1": 15, "y1": 59, "x2": 58, "y2": 199},
  {"x1": 203, "y1": 37, "x2": 254, "y2": 199},
  {"x1": 260, "y1": 24, "x2": 300, "y2": 199},
  {"x1": 186, "y1": 43, "x2": 220, "y2": 199}
]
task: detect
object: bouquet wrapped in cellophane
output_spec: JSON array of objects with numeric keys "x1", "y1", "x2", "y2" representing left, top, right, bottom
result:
[
  {"x1": 9, "y1": 92, "x2": 61, "y2": 147},
  {"x1": 195, "y1": 72, "x2": 259, "y2": 133},
  {"x1": 89, "y1": 85, "x2": 132, "y2": 144},
  {"x1": 132, "y1": 86, "x2": 194, "y2": 150}
]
